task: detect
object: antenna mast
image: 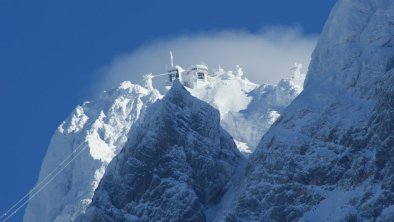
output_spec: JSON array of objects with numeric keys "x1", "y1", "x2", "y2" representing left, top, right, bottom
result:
[{"x1": 170, "y1": 51, "x2": 174, "y2": 67}]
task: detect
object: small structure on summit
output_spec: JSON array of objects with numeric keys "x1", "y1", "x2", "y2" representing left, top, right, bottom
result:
[
  {"x1": 182, "y1": 64, "x2": 209, "y2": 88},
  {"x1": 166, "y1": 51, "x2": 209, "y2": 89},
  {"x1": 167, "y1": 51, "x2": 183, "y2": 84}
]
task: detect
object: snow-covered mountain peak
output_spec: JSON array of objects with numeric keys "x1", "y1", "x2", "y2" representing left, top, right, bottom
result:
[
  {"x1": 24, "y1": 81, "x2": 161, "y2": 222},
  {"x1": 190, "y1": 64, "x2": 306, "y2": 154},
  {"x1": 24, "y1": 63, "x2": 306, "y2": 221},
  {"x1": 80, "y1": 75, "x2": 243, "y2": 221}
]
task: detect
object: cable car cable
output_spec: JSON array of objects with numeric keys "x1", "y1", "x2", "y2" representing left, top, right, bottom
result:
[{"x1": 0, "y1": 142, "x2": 87, "y2": 222}]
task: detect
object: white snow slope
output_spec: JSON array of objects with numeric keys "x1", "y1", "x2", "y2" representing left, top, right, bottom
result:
[
  {"x1": 23, "y1": 82, "x2": 161, "y2": 222},
  {"x1": 24, "y1": 65, "x2": 304, "y2": 221},
  {"x1": 226, "y1": 0, "x2": 394, "y2": 221},
  {"x1": 190, "y1": 64, "x2": 305, "y2": 155}
]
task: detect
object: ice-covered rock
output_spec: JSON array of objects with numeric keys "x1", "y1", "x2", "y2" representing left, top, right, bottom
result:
[
  {"x1": 79, "y1": 80, "x2": 243, "y2": 221},
  {"x1": 24, "y1": 63, "x2": 304, "y2": 221},
  {"x1": 190, "y1": 65, "x2": 305, "y2": 155},
  {"x1": 226, "y1": 0, "x2": 394, "y2": 221},
  {"x1": 23, "y1": 82, "x2": 161, "y2": 222}
]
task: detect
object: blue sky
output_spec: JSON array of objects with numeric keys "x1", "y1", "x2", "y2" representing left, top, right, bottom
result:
[{"x1": 0, "y1": 0, "x2": 336, "y2": 220}]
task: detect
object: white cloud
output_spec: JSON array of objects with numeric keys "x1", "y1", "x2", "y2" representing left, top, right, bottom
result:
[{"x1": 91, "y1": 26, "x2": 317, "y2": 94}]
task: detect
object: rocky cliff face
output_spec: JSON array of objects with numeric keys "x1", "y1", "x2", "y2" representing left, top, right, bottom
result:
[
  {"x1": 226, "y1": 0, "x2": 394, "y2": 221},
  {"x1": 80, "y1": 81, "x2": 243, "y2": 221}
]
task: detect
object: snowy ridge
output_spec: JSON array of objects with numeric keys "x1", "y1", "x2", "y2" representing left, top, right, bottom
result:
[
  {"x1": 79, "y1": 80, "x2": 243, "y2": 221},
  {"x1": 226, "y1": 0, "x2": 394, "y2": 221},
  {"x1": 24, "y1": 82, "x2": 161, "y2": 222},
  {"x1": 190, "y1": 64, "x2": 305, "y2": 155},
  {"x1": 24, "y1": 64, "x2": 304, "y2": 221}
]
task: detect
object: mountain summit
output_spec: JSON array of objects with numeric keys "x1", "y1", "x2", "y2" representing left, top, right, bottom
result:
[
  {"x1": 24, "y1": 64, "x2": 303, "y2": 221},
  {"x1": 79, "y1": 80, "x2": 243, "y2": 221}
]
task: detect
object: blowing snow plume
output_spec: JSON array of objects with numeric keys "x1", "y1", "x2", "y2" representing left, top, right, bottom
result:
[{"x1": 91, "y1": 26, "x2": 317, "y2": 94}]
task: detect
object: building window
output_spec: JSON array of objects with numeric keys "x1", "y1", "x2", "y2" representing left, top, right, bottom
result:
[{"x1": 197, "y1": 72, "x2": 205, "y2": 79}]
